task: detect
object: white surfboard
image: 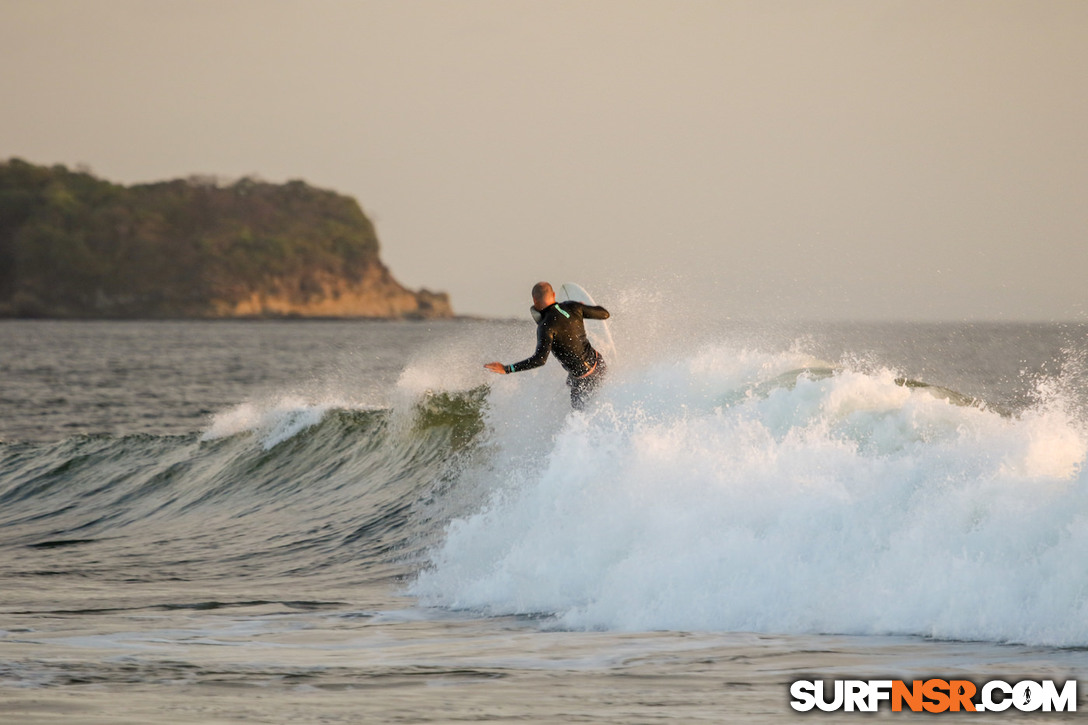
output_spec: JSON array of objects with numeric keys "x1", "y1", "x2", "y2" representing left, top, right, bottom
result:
[{"x1": 557, "y1": 282, "x2": 616, "y2": 361}]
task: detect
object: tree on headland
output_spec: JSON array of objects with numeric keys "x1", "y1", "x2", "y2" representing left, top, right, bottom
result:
[{"x1": 0, "y1": 159, "x2": 451, "y2": 318}]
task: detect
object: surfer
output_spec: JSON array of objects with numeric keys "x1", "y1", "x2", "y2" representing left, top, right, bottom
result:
[{"x1": 485, "y1": 281, "x2": 610, "y2": 410}]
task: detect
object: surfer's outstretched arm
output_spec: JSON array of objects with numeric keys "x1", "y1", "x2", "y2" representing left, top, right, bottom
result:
[{"x1": 484, "y1": 325, "x2": 552, "y2": 375}]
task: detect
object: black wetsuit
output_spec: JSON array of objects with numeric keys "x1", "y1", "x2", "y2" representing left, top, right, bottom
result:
[{"x1": 506, "y1": 301, "x2": 610, "y2": 409}]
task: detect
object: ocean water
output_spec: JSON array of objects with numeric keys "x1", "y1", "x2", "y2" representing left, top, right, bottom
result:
[{"x1": 1, "y1": 317, "x2": 1087, "y2": 723}]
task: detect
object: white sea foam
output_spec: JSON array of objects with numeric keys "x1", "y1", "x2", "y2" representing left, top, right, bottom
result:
[
  {"x1": 201, "y1": 396, "x2": 340, "y2": 449},
  {"x1": 412, "y1": 343, "x2": 1088, "y2": 646}
]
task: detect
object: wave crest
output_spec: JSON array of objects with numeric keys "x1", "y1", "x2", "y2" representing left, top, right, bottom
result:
[{"x1": 412, "y1": 343, "x2": 1088, "y2": 645}]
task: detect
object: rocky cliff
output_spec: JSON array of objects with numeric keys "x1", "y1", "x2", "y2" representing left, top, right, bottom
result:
[{"x1": 0, "y1": 159, "x2": 452, "y2": 319}]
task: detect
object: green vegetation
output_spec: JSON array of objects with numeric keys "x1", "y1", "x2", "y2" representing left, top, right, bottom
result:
[{"x1": 0, "y1": 159, "x2": 447, "y2": 318}]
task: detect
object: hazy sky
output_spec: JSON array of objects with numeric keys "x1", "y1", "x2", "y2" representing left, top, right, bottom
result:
[{"x1": 2, "y1": 0, "x2": 1086, "y2": 320}]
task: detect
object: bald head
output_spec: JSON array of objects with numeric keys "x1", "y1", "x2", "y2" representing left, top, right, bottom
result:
[{"x1": 532, "y1": 281, "x2": 555, "y2": 311}]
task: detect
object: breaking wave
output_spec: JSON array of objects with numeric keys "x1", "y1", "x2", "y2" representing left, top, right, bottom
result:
[
  {"x1": 412, "y1": 343, "x2": 1088, "y2": 646},
  {"x1": 4, "y1": 331, "x2": 1086, "y2": 647}
]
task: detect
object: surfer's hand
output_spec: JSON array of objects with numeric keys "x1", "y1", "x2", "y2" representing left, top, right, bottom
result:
[{"x1": 484, "y1": 362, "x2": 508, "y2": 374}]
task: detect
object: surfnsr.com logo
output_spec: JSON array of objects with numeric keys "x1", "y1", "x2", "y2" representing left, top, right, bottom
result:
[{"x1": 790, "y1": 679, "x2": 1078, "y2": 713}]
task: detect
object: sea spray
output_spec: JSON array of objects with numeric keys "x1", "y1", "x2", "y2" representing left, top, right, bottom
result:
[
  {"x1": 411, "y1": 342, "x2": 1088, "y2": 646},
  {"x1": 201, "y1": 397, "x2": 336, "y2": 450}
]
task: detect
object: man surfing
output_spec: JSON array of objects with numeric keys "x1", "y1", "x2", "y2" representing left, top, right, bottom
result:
[{"x1": 485, "y1": 281, "x2": 610, "y2": 410}]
